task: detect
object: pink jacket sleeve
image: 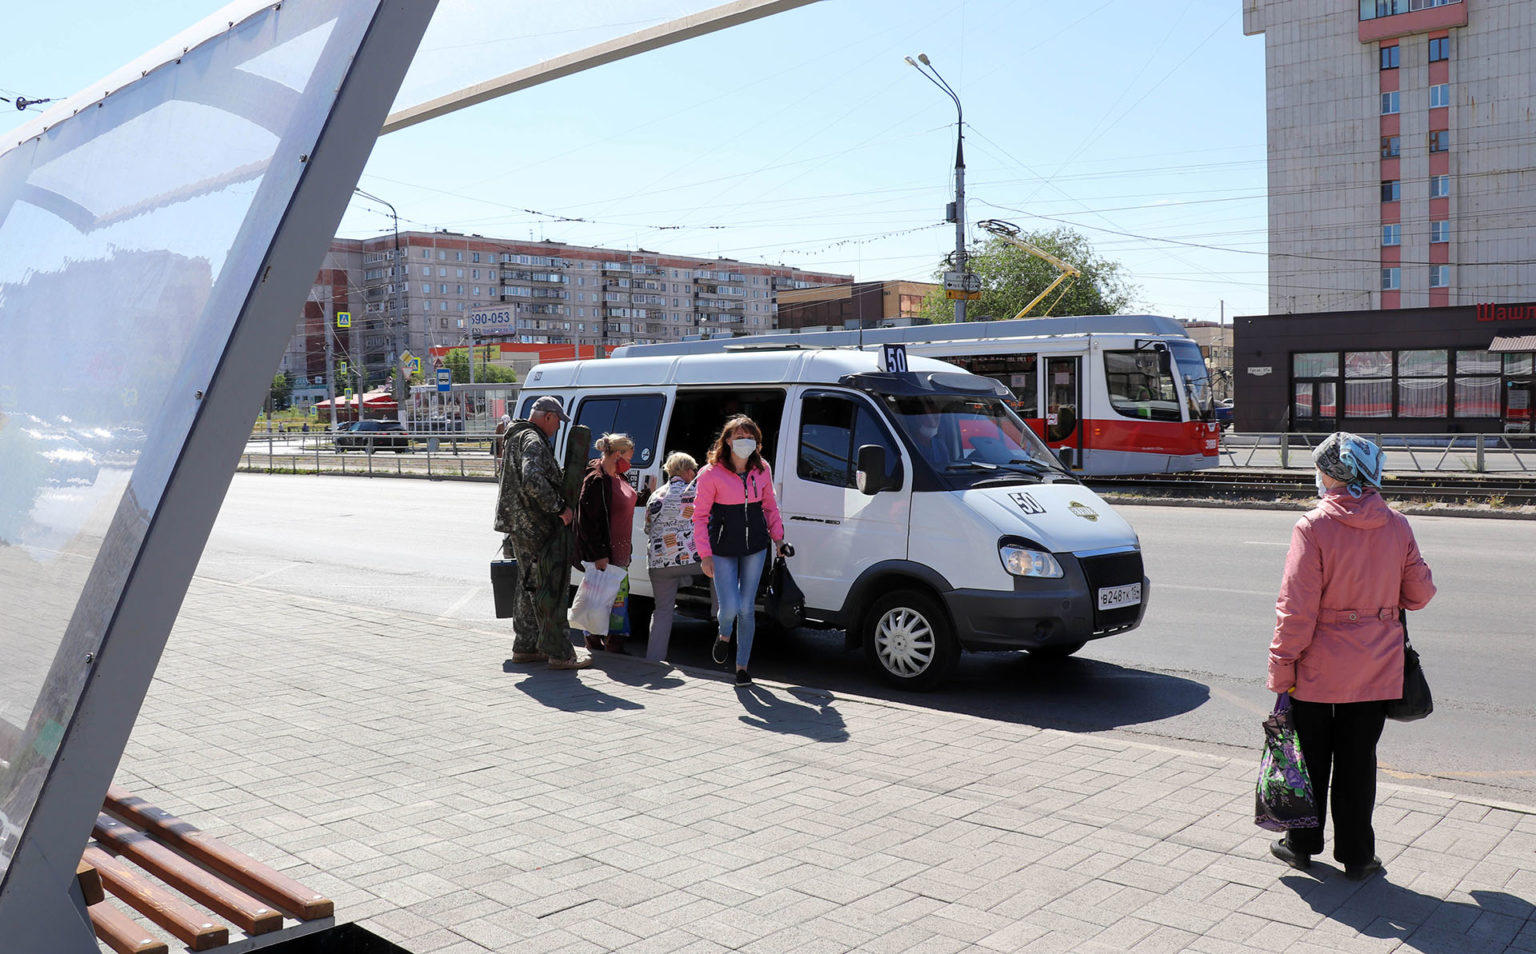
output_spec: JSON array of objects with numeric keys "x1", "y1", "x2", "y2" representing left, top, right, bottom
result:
[
  {"x1": 760, "y1": 463, "x2": 784, "y2": 543},
  {"x1": 1269, "y1": 519, "x2": 1322, "y2": 693},
  {"x1": 692, "y1": 466, "x2": 717, "y2": 559},
  {"x1": 1400, "y1": 531, "x2": 1436, "y2": 611}
]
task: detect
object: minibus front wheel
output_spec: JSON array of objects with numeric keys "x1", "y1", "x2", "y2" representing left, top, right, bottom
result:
[{"x1": 863, "y1": 590, "x2": 959, "y2": 691}]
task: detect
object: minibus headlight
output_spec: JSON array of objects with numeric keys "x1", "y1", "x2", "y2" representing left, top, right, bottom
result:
[{"x1": 999, "y1": 545, "x2": 1064, "y2": 579}]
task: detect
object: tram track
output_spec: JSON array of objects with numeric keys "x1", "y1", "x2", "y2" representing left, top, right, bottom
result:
[{"x1": 1086, "y1": 470, "x2": 1536, "y2": 505}]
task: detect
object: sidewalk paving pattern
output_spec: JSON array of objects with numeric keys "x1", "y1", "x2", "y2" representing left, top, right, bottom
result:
[{"x1": 108, "y1": 578, "x2": 1536, "y2": 953}]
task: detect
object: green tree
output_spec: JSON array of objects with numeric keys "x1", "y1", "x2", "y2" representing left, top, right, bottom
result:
[
  {"x1": 918, "y1": 226, "x2": 1138, "y2": 324},
  {"x1": 444, "y1": 350, "x2": 518, "y2": 384},
  {"x1": 268, "y1": 372, "x2": 293, "y2": 410}
]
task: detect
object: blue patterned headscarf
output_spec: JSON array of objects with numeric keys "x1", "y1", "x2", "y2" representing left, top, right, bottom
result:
[{"x1": 1312, "y1": 432, "x2": 1383, "y2": 497}]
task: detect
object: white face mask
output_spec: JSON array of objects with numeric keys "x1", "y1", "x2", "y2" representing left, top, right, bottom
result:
[
  {"x1": 731, "y1": 438, "x2": 757, "y2": 460},
  {"x1": 1315, "y1": 472, "x2": 1328, "y2": 497}
]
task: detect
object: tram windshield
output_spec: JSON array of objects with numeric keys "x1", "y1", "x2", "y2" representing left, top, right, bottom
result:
[
  {"x1": 1169, "y1": 339, "x2": 1215, "y2": 421},
  {"x1": 882, "y1": 392, "x2": 1073, "y2": 488}
]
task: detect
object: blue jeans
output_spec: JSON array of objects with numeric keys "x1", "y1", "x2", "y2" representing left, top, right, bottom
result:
[{"x1": 713, "y1": 548, "x2": 768, "y2": 669}]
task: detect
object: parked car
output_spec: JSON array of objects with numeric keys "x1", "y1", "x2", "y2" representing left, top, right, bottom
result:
[
  {"x1": 1213, "y1": 399, "x2": 1234, "y2": 429},
  {"x1": 335, "y1": 420, "x2": 408, "y2": 453}
]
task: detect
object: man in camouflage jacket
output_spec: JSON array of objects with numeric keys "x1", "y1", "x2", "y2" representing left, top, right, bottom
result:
[{"x1": 495, "y1": 397, "x2": 590, "y2": 668}]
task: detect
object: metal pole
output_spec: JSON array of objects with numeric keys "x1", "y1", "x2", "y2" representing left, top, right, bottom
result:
[
  {"x1": 906, "y1": 54, "x2": 966, "y2": 323},
  {"x1": 323, "y1": 315, "x2": 337, "y2": 433}
]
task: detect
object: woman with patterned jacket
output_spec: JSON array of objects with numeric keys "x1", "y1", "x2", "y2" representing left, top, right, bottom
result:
[{"x1": 643, "y1": 452, "x2": 701, "y2": 662}]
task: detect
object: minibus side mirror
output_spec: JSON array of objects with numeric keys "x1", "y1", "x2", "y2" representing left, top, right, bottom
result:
[
  {"x1": 856, "y1": 444, "x2": 887, "y2": 495},
  {"x1": 1157, "y1": 345, "x2": 1174, "y2": 378}
]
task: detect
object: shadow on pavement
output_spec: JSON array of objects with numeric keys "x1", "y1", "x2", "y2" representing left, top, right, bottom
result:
[
  {"x1": 507, "y1": 666, "x2": 645, "y2": 713},
  {"x1": 1281, "y1": 872, "x2": 1533, "y2": 953},
  {"x1": 640, "y1": 619, "x2": 1210, "y2": 733},
  {"x1": 735, "y1": 684, "x2": 849, "y2": 743},
  {"x1": 601, "y1": 657, "x2": 688, "y2": 692}
]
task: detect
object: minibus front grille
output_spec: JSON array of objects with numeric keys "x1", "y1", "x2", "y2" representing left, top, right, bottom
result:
[{"x1": 1079, "y1": 550, "x2": 1144, "y2": 633}]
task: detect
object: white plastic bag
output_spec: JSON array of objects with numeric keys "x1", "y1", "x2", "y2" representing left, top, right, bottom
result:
[{"x1": 567, "y1": 562, "x2": 626, "y2": 634}]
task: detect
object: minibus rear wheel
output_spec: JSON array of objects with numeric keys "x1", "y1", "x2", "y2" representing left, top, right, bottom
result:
[{"x1": 863, "y1": 590, "x2": 958, "y2": 690}]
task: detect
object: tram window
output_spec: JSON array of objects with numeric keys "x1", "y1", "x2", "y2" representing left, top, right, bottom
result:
[
  {"x1": 943, "y1": 353, "x2": 1038, "y2": 417},
  {"x1": 1103, "y1": 350, "x2": 1181, "y2": 422}
]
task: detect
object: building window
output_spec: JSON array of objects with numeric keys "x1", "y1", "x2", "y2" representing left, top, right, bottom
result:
[
  {"x1": 1429, "y1": 36, "x2": 1449, "y2": 62},
  {"x1": 1431, "y1": 220, "x2": 1450, "y2": 243},
  {"x1": 438, "y1": 268, "x2": 447, "y2": 277},
  {"x1": 1430, "y1": 174, "x2": 1450, "y2": 198},
  {"x1": 1397, "y1": 350, "x2": 1448, "y2": 417},
  {"x1": 1379, "y1": 45, "x2": 1399, "y2": 70},
  {"x1": 1380, "y1": 91, "x2": 1399, "y2": 115},
  {"x1": 1382, "y1": 224, "x2": 1401, "y2": 246},
  {"x1": 1345, "y1": 351, "x2": 1394, "y2": 418},
  {"x1": 438, "y1": 250, "x2": 447, "y2": 260},
  {"x1": 1361, "y1": 0, "x2": 1463, "y2": 21},
  {"x1": 1429, "y1": 264, "x2": 1450, "y2": 287},
  {"x1": 420, "y1": 283, "x2": 430, "y2": 294},
  {"x1": 1429, "y1": 130, "x2": 1450, "y2": 152},
  {"x1": 472, "y1": 252, "x2": 480, "y2": 263},
  {"x1": 1380, "y1": 136, "x2": 1400, "y2": 158},
  {"x1": 1292, "y1": 353, "x2": 1339, "y2": 423},
  {"x1": 1429, "y1": 83, "x2": 1450, "y2": 108},
  {"x1": 1381, "y1": 267, "x2": 1401, "y2": 290},
  {"x1": 1380, "y1": 180, "x2": 1400, "y2": 202}
]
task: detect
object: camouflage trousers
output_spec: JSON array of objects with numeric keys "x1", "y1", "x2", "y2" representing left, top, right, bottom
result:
[{"x1": 504, "y1": 531, "x2": 575, "y2": 660}]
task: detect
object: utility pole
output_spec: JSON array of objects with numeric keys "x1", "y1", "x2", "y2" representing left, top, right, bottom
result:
[
  {"x1": 354, "y1": 187, "x2": 407, "y2": 411},
  {"x1": 906, "y1": 53, "x2": 969, "y2": 323}
]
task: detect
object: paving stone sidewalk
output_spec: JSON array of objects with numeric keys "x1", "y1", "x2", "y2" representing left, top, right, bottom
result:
[{"x1": 110, "y1": 578, "x2": 1536, "y2": 953}]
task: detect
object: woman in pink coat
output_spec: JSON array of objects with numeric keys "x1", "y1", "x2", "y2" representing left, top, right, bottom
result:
[
  {"x1": 1268, "y1": 432, "x2": 1436, "y2": 880},
  {"x1": 692, "y1": 415, "x2": 786, "y2": 686}
]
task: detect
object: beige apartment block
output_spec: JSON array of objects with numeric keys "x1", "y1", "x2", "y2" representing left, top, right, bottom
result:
[
  {"x1": 279, "y1": 232, "x2": 850, "y2": 390},
  {"x1": 1243, "y1": 0, "x2": 1536, "y2": 314}
]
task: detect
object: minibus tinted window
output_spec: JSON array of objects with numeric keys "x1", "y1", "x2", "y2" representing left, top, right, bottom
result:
[
  {"x1": 798, "y1": 393, "x2": 902, "y2": 488},
  {"x1": 1104, "y1": 350, "x2": 1182, "y2": 422},
  {"x1": 575, "y1": 394, "x2": 666, "y2": 467}
]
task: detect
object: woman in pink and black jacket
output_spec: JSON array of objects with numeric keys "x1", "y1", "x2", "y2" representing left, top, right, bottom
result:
[
  {"x1": 692, "y1": 415, "x2": 786, "y2": 685},
  {"x1": 1267, "y1": 432, "x2": 1436, "y2": 881}
]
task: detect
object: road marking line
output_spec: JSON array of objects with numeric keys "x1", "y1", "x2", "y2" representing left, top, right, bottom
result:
[
  {"x1": 1242, "y1": 541, "x2": 1291, "y2": 547},
  {"x1": 437, "y1": 586, "x2": 482, "y2": 620},
  {"x1": 241, "y1": 565, "x2": 293, "y2": 585},
  {"x1": 1157, "y1": 583, "x2": 1275, "y2": 597}
]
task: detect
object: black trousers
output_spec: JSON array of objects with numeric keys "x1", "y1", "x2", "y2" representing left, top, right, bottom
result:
[{"x1": 1285, "y1": 699, "x2": 1387, "y2": 866}]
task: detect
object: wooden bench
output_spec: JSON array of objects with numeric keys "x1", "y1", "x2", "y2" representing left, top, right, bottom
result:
[{"x1": 80, "y1": 786, "x2": 334, "y2": 953}]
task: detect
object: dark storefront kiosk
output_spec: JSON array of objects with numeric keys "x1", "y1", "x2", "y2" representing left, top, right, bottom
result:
[{"x1": 1234, "y1": 302, "x2": 1536, "y2": 435}]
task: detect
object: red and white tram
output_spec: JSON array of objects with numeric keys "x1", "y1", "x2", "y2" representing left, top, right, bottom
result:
[{"x1": 615, "y1": 315, "x2": 1219, "y2": 475}]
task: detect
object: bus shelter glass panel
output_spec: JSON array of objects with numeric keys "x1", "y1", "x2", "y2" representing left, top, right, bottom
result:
[{"x1": 0, "y1": 0, "x2": 376, "y2": 881}]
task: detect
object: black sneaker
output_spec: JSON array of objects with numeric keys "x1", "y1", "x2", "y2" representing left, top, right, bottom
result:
[
  {"x1": 1344, "y1": 856, "x2": 1383, "y2": 881},
  {"x1": 1270, "y1": 839, "x2": 1311, "y2": 871},
  {"x1": 735, "y1": 669, "x2": 751, "y2": 686},
  {"x1": 712, "y1": 637, "x2": 731, "y2": 665}
]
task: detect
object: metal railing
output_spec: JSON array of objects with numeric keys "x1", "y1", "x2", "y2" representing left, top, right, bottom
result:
[
  {"x1": 238, "y1": 431, "x2": 501, "y2": 480},
  {"x1": 1219, "y1": 432, "x2": 1533, "y2": 473}
]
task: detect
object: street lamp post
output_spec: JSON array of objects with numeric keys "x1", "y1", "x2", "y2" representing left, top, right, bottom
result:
[
  {"x1": 353, "y1": 187, "x2": 407, "y2": 407},
  {"x1": 905, "y1": 53, "x2": 969, "y2": 323}
]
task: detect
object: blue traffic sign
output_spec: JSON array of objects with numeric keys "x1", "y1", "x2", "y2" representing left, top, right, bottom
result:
[{"x1": 436, "y1": 367, "x2": 452, "y2": 392}]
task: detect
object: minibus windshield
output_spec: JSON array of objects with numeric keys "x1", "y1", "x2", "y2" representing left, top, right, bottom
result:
[
  {"x1": 1170, "y1": 339, "x2": 1215, "y2": 421},
  {"x1": 883, "y1": 393, "x2": 1072, "y2": 486}
]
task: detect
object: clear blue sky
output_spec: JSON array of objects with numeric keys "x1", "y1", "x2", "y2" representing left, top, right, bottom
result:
[{"x1": 3, "y1": 0, "x2": 1269, "y2": 322}]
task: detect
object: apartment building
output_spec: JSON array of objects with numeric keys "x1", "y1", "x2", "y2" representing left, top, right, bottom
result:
[
  {"x1": 1235, "y1": 0, "x2": 1536, "y2": 434},
  {"x1": 279, "y1": 232, "x2": 850, "y2": 390},
  {"x1": 1243, "y1": 0, "x2": 1535, "y2": 313}
]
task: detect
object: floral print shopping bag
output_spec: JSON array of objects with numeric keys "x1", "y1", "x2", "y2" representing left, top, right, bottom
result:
[{"x1": 1255, "y1": 694, "x2": 1320, "y2": 831}]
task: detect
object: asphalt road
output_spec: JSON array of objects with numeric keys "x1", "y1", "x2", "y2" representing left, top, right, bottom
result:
[{"x1": 195, "y1": 474, "x2": 1536, "y2": 803}]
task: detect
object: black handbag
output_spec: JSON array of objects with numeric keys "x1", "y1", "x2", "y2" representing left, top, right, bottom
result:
[
  {"x1": 1385, "y1": 613, "x2": 1432, "y2": 722},
  {"x1": 762, "y1": 544, "x2": 804, "y2": 631},
  {"x1": 491, "y1": 546, "x2": 520, "y2": 620}
]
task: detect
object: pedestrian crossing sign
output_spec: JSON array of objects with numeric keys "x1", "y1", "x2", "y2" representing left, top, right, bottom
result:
[{"x1": 336, "y1": 311, "x2": 351, "y2": 328}]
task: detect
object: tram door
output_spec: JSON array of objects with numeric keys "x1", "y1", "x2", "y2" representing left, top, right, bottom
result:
[{"x1": 1045, "y1": 356, "x2": 1083, "y2": 468}]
